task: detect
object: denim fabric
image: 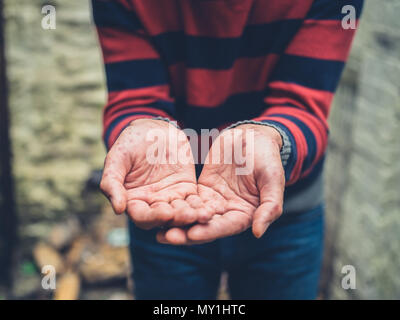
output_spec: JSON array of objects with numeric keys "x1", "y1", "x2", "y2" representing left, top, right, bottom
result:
[{"x1": 128, "y1": 204, "x2": 324, "y2": 300}]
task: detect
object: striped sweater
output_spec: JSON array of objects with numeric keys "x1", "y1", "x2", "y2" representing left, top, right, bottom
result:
[{"x1": 92, "y1": 0, "x2": 363, "y2": 210}]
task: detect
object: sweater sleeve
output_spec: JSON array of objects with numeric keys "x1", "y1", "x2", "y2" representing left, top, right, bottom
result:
[
  {"x1": 92, "y1": 0, "x2": 177, "y2": 149},
  {"x1": 253, "y1": 0, "x2": 364, "y2": 185}
]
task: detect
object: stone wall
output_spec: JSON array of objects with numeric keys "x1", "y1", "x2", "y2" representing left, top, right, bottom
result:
[
  {"x1": 323, "y1": 0, "x2": 400, "y2": 299},
  {"x1": 5, "y1": 0, "x2": 106, "y2": 241}
]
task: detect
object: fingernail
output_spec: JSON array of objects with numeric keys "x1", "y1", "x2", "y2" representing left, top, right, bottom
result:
[{"x1": 156, "y1": 233, "x2": 168, "y2": 244}]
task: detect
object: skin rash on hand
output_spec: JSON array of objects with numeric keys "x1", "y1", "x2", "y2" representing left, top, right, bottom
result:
[{"x1": 101, "y1": 120, "x2": 285, "y2": 245}]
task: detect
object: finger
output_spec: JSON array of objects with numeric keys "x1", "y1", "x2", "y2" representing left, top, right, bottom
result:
[
  {"x1": 197, "y1": 183, "x2": 226, "y2": 215},
  {"x1": 100, "y1": 148, "x2": 130, "y2": 215},
  {"x1": 187, "y1": 211, "x2": 252, "y2": 243},
  {"x1": 126, "y1": 182, "x2": 197, "y2": 203},
  {"x1": 125, "y1": 187, "x2": 152, "y2": 203},
  {"x1": 156, "y1": 230, "x2": 169, "y2": 244},
  {"x1": 203, "y1": 198, "x2": 226, "y2": 216},
  {"x1": 126, "y1": 200, "x2": 156, "y2": 230},
  {"x1": 252, "y1": 168, "x2": 284, "y2": 238},
  {"x1": 170, "y1": 199, "x2": 197, "y2": 226},
  {"x1": 185, "y1": 194, "x2": 203, "y2": 208},
  {"x1": 157, "y1": 228, "x2": 208, "y2": 246},
  {"x1": 186, "y1": 194, "x2": 213, "y2": 223},
  {"x1": 100, "y1": 177, "x2": 127, "y2": 214},
  {"x1": 156, "y1": 228, "x2": 189, "y2": 245},
  {"x1": 252, "y1": 201, "x2": 282, "y2": 238},
  {"x1": 150, "y1": 202, "x2": 174, "y2": 225}
]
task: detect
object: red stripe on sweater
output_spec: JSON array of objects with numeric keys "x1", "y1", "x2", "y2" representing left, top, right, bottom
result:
[
  {"x1": 285, "y1": 20, "x2": 358, "y2": 61},
  {"x1": 97, "y1": 27, "x2": 159, "y2": 63},
  {"x1": 104, "y1": 107, "x2": 171, "y2": 129},
  {"x1": 131, "y1": 0, "x2": 181, "y2": 35},
  {"x1": 132, "y1": 0, "x2": 313, "y2": 37},
  {"x1": 105, "y1": 86, "x2": 174, "y2": 115},
  {"x1": 248, "y1": 0, "x2": 313, "y2": 25},
  {"x1": 180, "y1": 0, "x2": 252, "y2": 37},
  {"x1": 106, "y1": 114, "x2": 154, "y2": 148},
  {"x1": 264, "y1": 81, "x2": 333, "y2": 123}
]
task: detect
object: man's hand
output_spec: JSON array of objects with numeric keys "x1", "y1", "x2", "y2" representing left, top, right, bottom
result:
[
  {"x1": 157, "y1": 124, "x2": 285, "y2": 245},
  {"x1": 100, "y1": 119, "x2": 211, "y2": 230}
]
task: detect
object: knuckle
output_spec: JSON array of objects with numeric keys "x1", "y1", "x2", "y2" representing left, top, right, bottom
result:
[
  {"x1": 99, "y1": 179, "x2": 108, "y2": 193},
  {"x1": 161, "y1": 211, "x2": 174, "y2": 222},
  {"x1": 179, "y1": 210, "x2": 190, "y2": 221},
  {"x1": 240, "y1": 216, "x2": 251, "y2": 232},
  {"x1": 271, "y1": 202, "x2": 283, "y2": 218},
  {"x1": 268, "y1": 165, "x2": 284, "y2": 179}
]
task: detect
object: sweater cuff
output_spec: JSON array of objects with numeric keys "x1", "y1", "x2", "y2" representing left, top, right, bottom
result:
[
  {"x1": 151, "y1": 116, "x2": 180, "y2": 129},
  {"x1": 225, "y1": 119, "x2": 291, "y2": 168}
]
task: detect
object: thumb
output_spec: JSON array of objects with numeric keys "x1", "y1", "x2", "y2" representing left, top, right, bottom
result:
[
  {"x1": 252, "y1": 165, "x2": 284, "y2": 238},
  {"x1": 100, "y1": 176, "x2": 127, "y2": 215},
  {"x1": 100, "y1": 147, "x2": 130, "y2": 215},
  {"x1": 252, "y1": 201, "x2": 282, "y2": 238}
]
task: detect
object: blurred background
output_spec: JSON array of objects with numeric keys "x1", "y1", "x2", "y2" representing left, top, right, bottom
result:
[{"x1": 0, "y1": 0, "x2": 399, "y2": 300}]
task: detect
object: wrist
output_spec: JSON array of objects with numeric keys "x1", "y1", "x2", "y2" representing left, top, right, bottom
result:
[
  {"x1": 233, "y1": 123, "x2": 283, "y2": 150},
  {"x1": 255, "y1": 125, "x2": 283, "y2": 150},
  {"x1": 129, "y1": 117, "x2": 176, "y2": 130}
]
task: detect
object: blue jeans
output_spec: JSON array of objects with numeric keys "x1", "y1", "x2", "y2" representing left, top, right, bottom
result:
[{"x1": 128, "y1": 204, "x2": 324, "y2": 300}]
